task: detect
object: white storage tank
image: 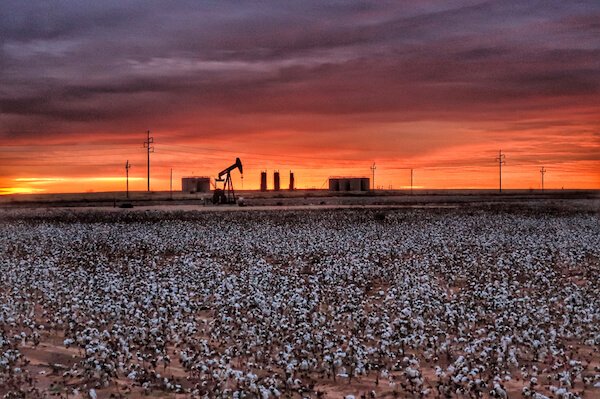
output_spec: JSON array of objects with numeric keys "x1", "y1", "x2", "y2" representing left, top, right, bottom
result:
[{"x1": 182, "y1": 177, "x2": 211, "y2": 193}]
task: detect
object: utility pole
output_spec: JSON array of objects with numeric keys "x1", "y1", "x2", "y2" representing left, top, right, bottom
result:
[
  {"x1": 540, "y1": 166, "x2": 546, "y2": 192},
  {"x1": 143, "y1": 130, "x2": 154, "y2": 191},
  {"x1": 125, "y1": 160, "x2": 131, "y2": 199},
  {"x1": 410, "y1": 168, "x2": 414, "y2": 195},
  {"x1": 495, "y1": 150, "x2": 506, "y2": 193},
  {"x1": 370, "y1": 162, "x2": 376, "y2": 191},
  {"x1": 170, "y1": 168, "x2": 173, "y2": 200}
]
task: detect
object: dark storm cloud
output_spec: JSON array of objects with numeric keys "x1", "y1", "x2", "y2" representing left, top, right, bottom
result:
[{"x1": 1, "y1": 0, "x2": 599, "y2": 141}]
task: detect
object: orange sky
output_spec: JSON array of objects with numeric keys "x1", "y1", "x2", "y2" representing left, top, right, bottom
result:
[
  {"x1": 1, "y1": 1, "x2": 599, "y2": 194},
  {"x1": 2, "y1": 118, "x2": 598, "y2": 194}
]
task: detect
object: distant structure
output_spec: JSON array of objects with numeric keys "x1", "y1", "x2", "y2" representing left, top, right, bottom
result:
[
  {"x1": 329, "y1": 177, "x2": 370, "y2": 191},
  {"x1": 289, "y1": 171, "x2": 295, "y2": 191},
  {"x1": 213, "y1": 158, "x2": 243, "y2": 204},
  {"x1": 181, "y1": 176, "x2": 211, "y2": 193},
  {"x1": 273, "y1": 171, "x2": 280, "y2": 191},
  {"x1": 260, "y1": 171, "x2": 267, "y2": 191},
  {"x1": 125, "y1": 160, "x2": 131, "y2": 199},
  {"x1": 496, "y1": 149, "x2": 506, "y2": 193},
  {"x1": 540, "y1": 166, "x2": 546, "y2": 192},
  {"x1": 143, "y1": 130, "x2": 154, "y2": 191},
  {"x1": 370, "y1": 163, "x2": 376, "y2": 190}
]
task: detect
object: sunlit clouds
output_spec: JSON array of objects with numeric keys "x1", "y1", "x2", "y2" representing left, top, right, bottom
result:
[{"x1": 1, "y1": 1, "x2": 598, "y2": 193}]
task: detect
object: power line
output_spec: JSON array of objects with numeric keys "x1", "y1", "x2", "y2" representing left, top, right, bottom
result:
[
  {"x1": 125, "y1": 160, "x2": 131, "y2": 199},
  {"x1": 158, "y1": 148, "x2": 369, "y2": 170},
  {"x1": 143, "y1": 130, "x2": 154, "y2": 191},
  {"x1": 160, "y1": 143, "x2": 361, "y2": 163},
  {"x1": 1, "y1": 149, "x2": 141, "y2": 160},
  {"x1": 540, "y1": 166, "x2": 546, "y2": 192},
  {"x1": 370, "y1": 162, "x2": 376, "y2": 190},
  {"x1": 0, "y1": 144, "x2": 140, "y2": 151},
  {"x1": 495, "y1": 149, "x2": 506, "y2": 193},
  {"x1": 3, "y1": 141, "x2": 586, "y2": 174}
]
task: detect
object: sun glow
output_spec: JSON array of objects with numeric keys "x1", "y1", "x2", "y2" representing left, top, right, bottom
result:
[
  {"x1": 0, "y1": 187, "x2": 46, "y2": 195},
  {"x1": 1, "y1": 176, "x2": 147, "y2": 196}
]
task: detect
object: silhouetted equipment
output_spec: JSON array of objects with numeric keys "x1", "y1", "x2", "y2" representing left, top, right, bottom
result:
[
  {"x1": 260, "y1": 171, "x2": 267, "y2": 191},
  {"x1": 143, "y1": 130, "x2": 154, "y2": 191},
  {"x1": 496, "y1": 150, "x2": 506, "y2": 193},
  {"x1": 125, "y1": 160, "x2": 131, "y2": 199},
  {"x1": 274, "y1": 170, "x2": 280, "y2": 191},
  {"x1": 182, "y1": 177, "x2": 211, "y2": 193},
  {"x1": 370, "y1": 163, "x2": 376, "y2": 190},
  {"x1": 213, "y1": 158, "x2": 243, "y2": 204},
  {"x1": 289, "y1": 171, "x2": 295, "y2": 191},
  {"x1": 540, "y1": 166, "x2": 546, "y2": 192},
  {"x1": 329, "y1": 177, "x2": 370, "y2": 191}
]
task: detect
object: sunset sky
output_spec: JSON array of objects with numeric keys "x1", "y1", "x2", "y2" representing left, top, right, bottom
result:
[{"x1": 1, "y1": 0, "x2": 599, "y2": 194}]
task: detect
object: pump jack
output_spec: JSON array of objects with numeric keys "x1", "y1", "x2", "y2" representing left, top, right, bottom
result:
[{"x1": 213, "y1": 158, "x2": 243, "y2": 204}]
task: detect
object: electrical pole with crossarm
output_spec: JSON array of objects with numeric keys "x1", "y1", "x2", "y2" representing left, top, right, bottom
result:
[
  {"x1": 125, "y1": 160, "x2": 131, "y2": 199},
  {"x1": 143, "y1": 130, "x2": 154, "y2": 192},
  {"x1": 496, "y1": 150, "x2": 506, "y2": 193},
  {"x1": 540, "y1": 166, "x2": 546, "y2": 192},
  {"x1": 370, "y1": 162, "x2": 376, "y2": 191}
]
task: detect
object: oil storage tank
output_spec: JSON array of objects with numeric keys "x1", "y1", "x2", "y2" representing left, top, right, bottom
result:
[
  {"x1": 182, "y1": 177, "x2": 211, "y2": 193},
  {"x1": 328, "y1": 177, "x2": 370, "y2": 192},
  {"x1": 274, "y1": 171, "x2": 280, "y2": 191},
  {"x1": 260, "y1": 171, "x2": 267, "y2": 191}
]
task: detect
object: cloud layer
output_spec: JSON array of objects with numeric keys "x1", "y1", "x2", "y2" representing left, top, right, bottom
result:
[{"x1": 1, "y1": 0, "x2": 599, "y2": 191}]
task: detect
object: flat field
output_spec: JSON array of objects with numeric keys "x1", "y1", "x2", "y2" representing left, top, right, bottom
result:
[{"x1": 0, "y1": 202, "x2": 599, "y2": 398}]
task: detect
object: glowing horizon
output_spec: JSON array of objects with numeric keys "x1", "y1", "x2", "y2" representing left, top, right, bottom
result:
[{"x1": 3, "y1": 155, "x2": 598, "y2": 195}]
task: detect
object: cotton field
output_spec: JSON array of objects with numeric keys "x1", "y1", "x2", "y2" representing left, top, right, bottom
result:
[{"x1": 0, "y1": 205, "x2": 599, "y2": 399}]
